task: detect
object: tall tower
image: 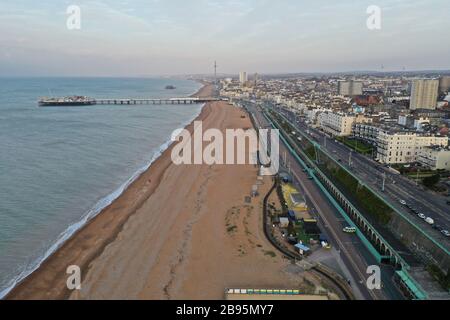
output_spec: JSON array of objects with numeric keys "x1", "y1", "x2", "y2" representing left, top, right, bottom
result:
[{"x1": 214, "y1": 61, "x2": 217, "y2": 87}]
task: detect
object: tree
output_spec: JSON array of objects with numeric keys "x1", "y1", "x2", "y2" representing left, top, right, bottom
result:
[{"x1": 422, "y1": 174, "x2": 440, "y2": 188}]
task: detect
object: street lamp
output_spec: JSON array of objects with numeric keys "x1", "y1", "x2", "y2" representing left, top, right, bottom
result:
[{"x1": 348, "y1": 150, "x2": 353, "y2": 167}]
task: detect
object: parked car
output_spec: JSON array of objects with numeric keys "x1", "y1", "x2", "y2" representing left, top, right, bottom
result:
[
  {"x1": 425, "y1": 217, "x2": 435, "y2": 225},
  {"x1": 418, "y1": 213, "x2": 426, "y2": 220},
  {"x1": 441, "y1": 230, "x2": 450, "y2": 237},
  {"x1": 343, "y1": 227, "x2": 357, "y2": 234},
  {"x1": 399, "y1": 200, "x2": 407, "y2": 205}
]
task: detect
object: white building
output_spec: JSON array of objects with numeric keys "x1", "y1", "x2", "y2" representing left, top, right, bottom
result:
[
  {"x1": 239, "y1": 71, "x2": 248, "y2": 85},
  {"x1": 417, "y1": 147, "x2": 450, "y2": 170},
  {"x1": 377, "y1": 130, "x2": 448, "y2": 164},
  {"x1": 318, "y1": 112, "x2": 356, "y2": 137},
  {"x1": 354, "y1": 123, "x2": 449, "y2": 164},
  {"x1": 410, "y1": 79, "x2": 439, "y2": 110},
  {"x1": 305, "y1": 108, "x2": 330, "y2": 125}
]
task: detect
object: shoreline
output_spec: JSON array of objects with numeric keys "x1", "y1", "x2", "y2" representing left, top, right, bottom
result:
[
  {"x1": 7, "y1": 81, "x2": 311, "y2": 300},
  {"x1": 5, "y1": 83, "x2": 214, "y2": 300}
]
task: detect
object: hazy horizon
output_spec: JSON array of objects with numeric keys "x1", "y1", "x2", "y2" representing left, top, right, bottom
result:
[{"x1": 1, "y1": 0, "x2": 449, "y2": 77}]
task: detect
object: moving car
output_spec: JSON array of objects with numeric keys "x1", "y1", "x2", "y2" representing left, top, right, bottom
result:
[{"x1": 343, "y1": 226, "x2": 357, "y2": 234}]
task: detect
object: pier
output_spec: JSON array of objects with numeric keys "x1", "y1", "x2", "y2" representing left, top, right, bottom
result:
[{"x1": 95, "y1": 97, "x2": 221, "y2": 105}]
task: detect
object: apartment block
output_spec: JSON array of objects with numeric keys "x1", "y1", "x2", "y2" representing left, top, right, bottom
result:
[
  {"x1": 318, "y1": 112, "x2": 356, "y2": 137},
  {"x1": 417, "y1": 147, "x2": 450, "y2": 170},
  {"x1": 410, "y1": 79, "x2": 439, "y2": 110},
  {"x1": 337, "y1": 80, "x2": 363, "y2": 97}
]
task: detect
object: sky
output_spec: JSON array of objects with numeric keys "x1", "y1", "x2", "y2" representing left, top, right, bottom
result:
[{"x1": 1, "y1": 0, "x2": 449, "y2": 76}]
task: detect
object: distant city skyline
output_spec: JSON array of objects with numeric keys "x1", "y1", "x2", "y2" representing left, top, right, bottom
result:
[{"x1": 1, "y1": 0, "x2": 450, "y2": 76}]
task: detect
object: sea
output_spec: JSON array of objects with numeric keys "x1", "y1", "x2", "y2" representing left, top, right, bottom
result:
[{"x1": 0, "y1": 77, "x2": 204, "y2": 297}]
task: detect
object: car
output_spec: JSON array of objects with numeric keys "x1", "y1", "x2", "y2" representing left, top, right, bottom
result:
[
  {"x1": 418, "y1": 213, "x2": 426, "y2": 220},
  {"x1": 399, "y1": 200, "x2": 407, "y2": 205},
  {"x1": 441, "y1": 230, "x2": 450, "y2": 237},
  {"x1": 425, "y1": 217, "x2": 435, "y2": 225},
  {"x1": 343, "y1": 227, "x2": 357, "y2": 234}
]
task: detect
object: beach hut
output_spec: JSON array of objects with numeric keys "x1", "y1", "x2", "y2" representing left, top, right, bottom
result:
[
  {"x1": 279, "y1": 217, "x2": 290, "y2": 228},
  {"x1": 287, "y1": 210, "x2": 296, "y2": 222}
]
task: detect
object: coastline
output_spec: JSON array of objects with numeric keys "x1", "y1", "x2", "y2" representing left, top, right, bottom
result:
[
  {"x1": 5, "y1": 82, "x2": 214, "y2": 300},
  {"x1": 7, "y1": 81, "x2": 306, "y2": 300}
]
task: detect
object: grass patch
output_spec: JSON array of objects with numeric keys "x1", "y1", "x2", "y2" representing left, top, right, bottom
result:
[
  {"x1": 337, "y1": 137, "x2": 374, "y2": 155},
  {"x1": 293, "y1": 222, "x2": 311, "y2": 244},
  {"x1": 427, "y1": 264, "x2": 450, "y2": 291},
  {"x1": 263, "y1": 250, "x2": 276, "y2": 258}
]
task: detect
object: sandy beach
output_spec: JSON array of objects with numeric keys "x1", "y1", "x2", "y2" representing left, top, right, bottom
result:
[{"x1": 7, "y1": 83, "x2": 316, "y2": 300}]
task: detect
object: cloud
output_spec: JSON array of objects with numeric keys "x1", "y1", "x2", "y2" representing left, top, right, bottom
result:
[{"x1": 0, "y1": 0, "x2": 449, "y2": 76}]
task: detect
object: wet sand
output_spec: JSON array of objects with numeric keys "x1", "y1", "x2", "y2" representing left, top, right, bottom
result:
[{"x1": 7, "y1": 84, "x2": 312, "y2": 300}]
